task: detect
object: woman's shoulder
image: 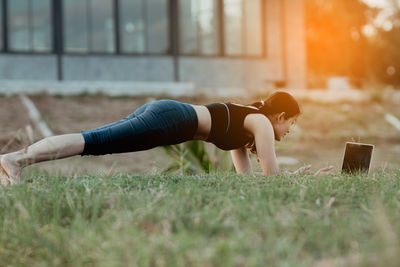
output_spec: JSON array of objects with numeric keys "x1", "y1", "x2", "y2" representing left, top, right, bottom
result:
[{"x1": 243, "y1": 112, "x2": 273, "y2": 134}]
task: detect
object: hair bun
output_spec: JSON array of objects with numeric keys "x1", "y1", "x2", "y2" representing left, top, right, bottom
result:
[
  {"x1": 248, "y1": 99, "x2": 268, "y2": 109},
  {"x1": 255, "y1": 101, "x2": 264, "y2": 109}
]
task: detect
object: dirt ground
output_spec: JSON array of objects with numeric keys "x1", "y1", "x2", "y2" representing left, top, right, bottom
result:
[{"x1": 1, "y1": 92, "x2": 399, "y2": 178}]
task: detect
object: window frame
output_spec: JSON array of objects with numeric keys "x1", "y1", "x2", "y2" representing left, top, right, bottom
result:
[
  {"x1": 63, "y1": 0, "x2": 171, "y2": 56},
  {"x1": 62, "y1": 0, "x2": 107, "y2": 54},
  {"x1": 118, "y1": 0, "x2": 171, "y2": 55},
  {"x1": 0, "y1": 0, "x2": 5, "y2": 52},
  {"x1": 3, "y1": 0, "x2": 53, "y2": 54},
  {"x1": 178, "y1": 0, "x2": 267, "y2": 59},
  {"x1": 0, "y1": 0, "x2": 267, "y2": 59}
]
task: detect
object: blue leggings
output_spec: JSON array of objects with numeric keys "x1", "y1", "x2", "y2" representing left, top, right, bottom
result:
[{"x1": 80, "y1": 99, "x2": 198, "y2": 156}]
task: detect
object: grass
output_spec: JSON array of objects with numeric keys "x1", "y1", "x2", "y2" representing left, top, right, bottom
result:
[{"x1": 1, "y1": 171, "x2": 400, "y2": 266}]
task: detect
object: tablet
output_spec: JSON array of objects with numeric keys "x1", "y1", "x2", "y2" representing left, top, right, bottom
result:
[{"x1": 341, "y1": 142, "x2": 374, "y2": 174}]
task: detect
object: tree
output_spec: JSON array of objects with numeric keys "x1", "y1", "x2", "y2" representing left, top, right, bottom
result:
[
  {"x1": 306, "y1": 0, "x2": 374, "y2": 88},
  {"x1": 366, "y1": 1, "x2": 400, "y2": 86}
]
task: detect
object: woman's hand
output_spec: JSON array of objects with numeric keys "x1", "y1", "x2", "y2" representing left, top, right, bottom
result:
[
  {"x1": 292, "y1": 164, "x2": 312, "y2": 175},
  {"x1": 292, "y1": 164, "x2": 335, "y2": 176},
  {"x1": 313, "y1": 166, "x2": 334, "y2": 176}
]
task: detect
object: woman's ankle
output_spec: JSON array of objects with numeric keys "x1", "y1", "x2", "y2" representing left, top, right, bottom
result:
[
  {"x1": 0, "y1": 153, "x2": 23, "y2": 182},
  {"x1": 4, "y1": 151, "x2": 25, "y2": 168}
]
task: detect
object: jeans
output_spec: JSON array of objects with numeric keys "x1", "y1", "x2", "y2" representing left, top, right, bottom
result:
[{"x1": 80, "y1": 99, "x2": 198, "y2": 156}]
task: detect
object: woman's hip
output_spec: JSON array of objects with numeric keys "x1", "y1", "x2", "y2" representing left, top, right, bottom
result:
[{"x1": 80, "y1": 99, "x2": 198, "y2": 155}]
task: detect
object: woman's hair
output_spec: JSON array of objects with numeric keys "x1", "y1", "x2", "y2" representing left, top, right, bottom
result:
[{"x1": 249, "y1": 90, "x2": 301, "y2": 119}]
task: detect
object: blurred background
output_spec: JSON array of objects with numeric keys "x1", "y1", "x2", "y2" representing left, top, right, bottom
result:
[
  {"x1": 0, "y1": 0, "x2": 399, "y2": 90},
  {"x1": 0, "y1": 0, "x2": 399, "y2": 176},
  {"x1": 307, "y1": 0, "x2": 400, "y2": 89}
]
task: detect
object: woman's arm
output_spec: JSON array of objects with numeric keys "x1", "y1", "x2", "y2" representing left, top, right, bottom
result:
[
  {"x1": 253, "y1": 125, "x2": 279, "y2": 175},
  {"x1": 230, "y1": 146, "x2": 253, "y2": 175},
  {"x1": 244, "y1": 114, "x2": 279, "y2": 176},
  {"x1": 243, "y1": 114, "x2": 335, "y2": 177}
]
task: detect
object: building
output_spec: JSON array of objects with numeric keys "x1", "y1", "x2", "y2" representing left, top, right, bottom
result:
[{"x1": 0, "y1": 0, "x2": 306, "y2": 95}]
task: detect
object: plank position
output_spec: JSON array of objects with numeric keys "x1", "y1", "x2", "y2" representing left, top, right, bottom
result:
[{"x1": 0, "y1": 91, "x2": 333, "y2": 185}]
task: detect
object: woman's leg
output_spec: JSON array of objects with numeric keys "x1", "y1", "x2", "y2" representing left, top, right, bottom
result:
[
  {"x1": 0, "y1": 100, "x2": 197, "y2": 185},
  {"x1": 0, "y1": 103, "x2": 151, "y2": 185},
  {"x1": 0, "y1": 133, "x2": 84, "y2": 184},
  {"x1": 80, "y1": 99, "x2": 198, "y2": 156}
]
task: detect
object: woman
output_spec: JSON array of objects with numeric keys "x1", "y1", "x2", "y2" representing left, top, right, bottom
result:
[{"x1": 0, "y1": 91, "x2": 332, "y2": 185}]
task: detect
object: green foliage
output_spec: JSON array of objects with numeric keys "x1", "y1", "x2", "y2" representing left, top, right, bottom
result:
[
  {"x1": 1, "y1": 171, "x2": 400, "y2": 266},
  {"x1": 367, "y1": 26, "x2": 400, "y2": 86},
  {"x1": 161, "y1": 140, "x2": 234, "y2": 175}
]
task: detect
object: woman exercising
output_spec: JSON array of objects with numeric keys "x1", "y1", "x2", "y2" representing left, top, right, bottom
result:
[{"x1": 0, "y1": 91, "x2": 333, "y2": 185}]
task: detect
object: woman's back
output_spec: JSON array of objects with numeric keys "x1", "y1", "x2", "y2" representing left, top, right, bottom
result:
[{"x1": 203, "y1": 102, "x2": 262, "y2": 150}]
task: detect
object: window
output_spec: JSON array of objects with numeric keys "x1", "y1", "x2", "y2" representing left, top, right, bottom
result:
[
  {"x1": 64, "y1": 0, "x2": 88, "y2": 52},
  {"x1": 178, "y1": 0, "x2": 264, "y2": 57},
  {"x1": 119, "y1": 0, "x2": 169, "y2": 54},
  {"x1": 119, "y1": 0, "x2": 145, "y2": 53},
  {"x1": 8, "y1": 0, "x2": 52, "y2": 52},
  {"x1": 2, "y1": 0, "x2": 264, "y2": 56},
  {"x1": 64, "y1": 0, "x2": 115, "y2": 53},
  {"x1": 179, "y1": 0, "x2": 219, "y2": 55},
  {"x1": 89, "y1": 0, "x2": 115, "y2": 53},
  {"x1": 224, "y1": 0, "x2": 263, "y2": 56},
  {"x1": 32, "y1": 0, "x2": 52, "y2": 52},
  {"x1": 8, "y1": 0, "x2": 30, "y2": 51},
  {"x1": 146, "y1": 0, "x2": 169, "y2": 53}
]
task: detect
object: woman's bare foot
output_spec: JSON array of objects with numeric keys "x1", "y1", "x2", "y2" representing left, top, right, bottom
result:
[
  {"x1": 0, "y1": 155, "x2": 22, "y2": 185},
  {"x1": 0, "y1": 159, "x2": 12, "y2": 185}
]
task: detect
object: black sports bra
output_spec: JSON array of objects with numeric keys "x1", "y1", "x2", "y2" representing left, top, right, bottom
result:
[{"x1": 204, "y1": 102, "x2": 264, "y2": 150}]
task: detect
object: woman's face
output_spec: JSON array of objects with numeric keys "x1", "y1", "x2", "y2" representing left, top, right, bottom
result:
[
  {"x1": 245, "y1": 113, "x2": 298, "y2": 160},
  {"x1": 270, "y1": 112, "x2": 297, "y2": 142}
]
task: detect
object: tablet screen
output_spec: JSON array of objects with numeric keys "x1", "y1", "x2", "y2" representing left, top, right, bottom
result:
[{"x1": 341, "y1": 142, "x2": 374, "y2": 174}]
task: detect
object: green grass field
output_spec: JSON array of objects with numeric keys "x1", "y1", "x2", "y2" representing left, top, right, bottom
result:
[{"x1": 1, "y1": 171, "x2": 400, "y2": 266}]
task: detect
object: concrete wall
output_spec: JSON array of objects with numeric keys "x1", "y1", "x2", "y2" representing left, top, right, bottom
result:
[
  {"x1": 0, "y1": 54, "x2": 57, "y2": 80},
  {"x1": 179, "y1": 57, "x2": 280, "y2": 90},
  {"x1": 283, "y1": 0, "x2": 307, "y2": 89},
  {"x1": 63, "y1": 55, "x2": 174, "y2": 81},
  {"x1": 0, "y1": 0, "x2": 307, "y2": 92}
]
